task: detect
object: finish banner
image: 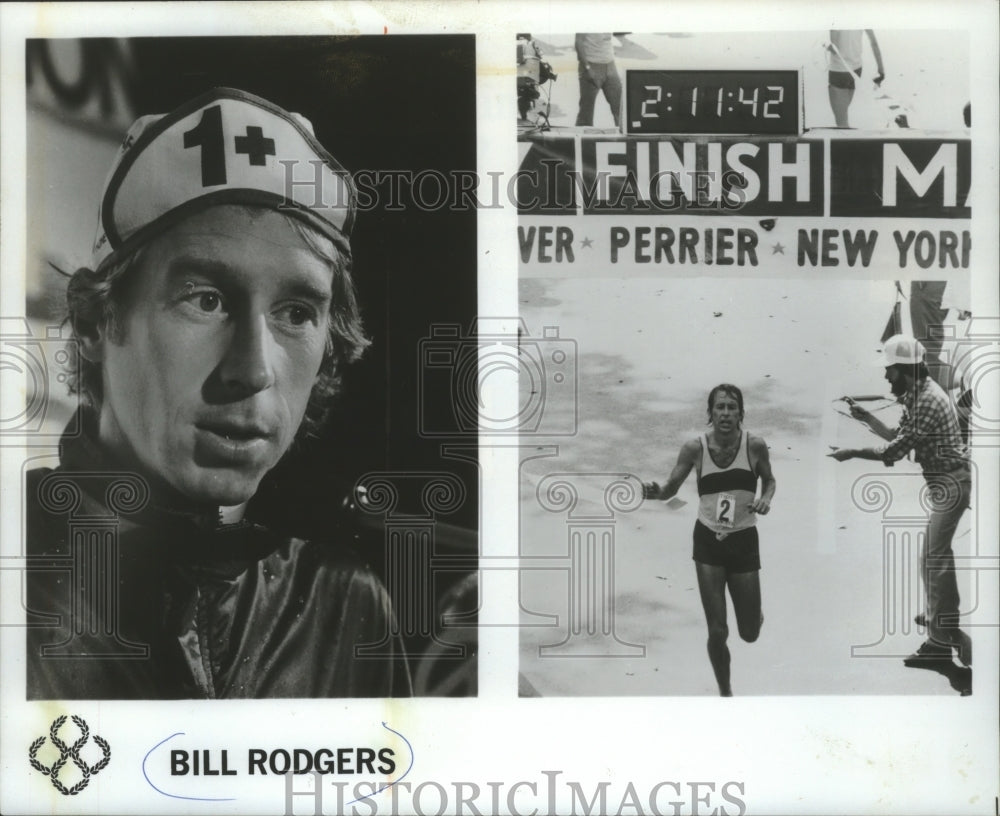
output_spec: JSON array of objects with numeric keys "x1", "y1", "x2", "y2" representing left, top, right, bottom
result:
[{"x1": 516, "y1": 133, "x2": 971, "y2": 277}]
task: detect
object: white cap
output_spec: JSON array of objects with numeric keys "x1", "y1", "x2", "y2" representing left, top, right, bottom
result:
[
  {"x1": 91, "y1": 87, "x2": 356, "y2": 270},
  {"x1": 882, "y1": 335, "x2": 926, "y2": 366}
]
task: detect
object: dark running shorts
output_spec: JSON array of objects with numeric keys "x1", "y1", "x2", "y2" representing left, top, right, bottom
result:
[
  {"x1": 693, "y1": 520, "x2": 761, "y2": 574},
  {"x1": 829, "y1": 68, "x2": 862, "y2": 89}
]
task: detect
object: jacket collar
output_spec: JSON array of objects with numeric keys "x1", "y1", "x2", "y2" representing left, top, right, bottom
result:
[{"x1": 57, "y1": 410, "x2": 280, "y2": 568}]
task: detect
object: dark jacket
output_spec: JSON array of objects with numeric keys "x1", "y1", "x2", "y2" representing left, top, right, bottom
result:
[{"x1": 25, "y1": 420, "x2": 411, "y2": 699}]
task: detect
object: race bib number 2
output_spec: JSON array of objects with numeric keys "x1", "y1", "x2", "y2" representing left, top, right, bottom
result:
[{"x1": 715, "y1": 492, "x2": 736, "y2": 528}]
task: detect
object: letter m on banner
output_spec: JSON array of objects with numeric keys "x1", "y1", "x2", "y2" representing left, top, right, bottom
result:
[
  {"x1": 883, "y1": 143, "x2": 958, "y2": 207},
  {"x1": 830, "y1": 138, "x2": 970, "y2": 218}
]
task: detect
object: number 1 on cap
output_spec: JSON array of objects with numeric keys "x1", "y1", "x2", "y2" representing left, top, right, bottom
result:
[{"x1": 183, "y1": 105, "x2": 227, "y2": 187}]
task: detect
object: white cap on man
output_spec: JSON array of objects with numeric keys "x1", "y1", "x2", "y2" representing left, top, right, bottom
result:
[
  {"x1": 882, "y1": 334, "x2": 926, "y2": 366},
  {"x1": 90, "y1": 87, "x2": 356, "y2": 271}
]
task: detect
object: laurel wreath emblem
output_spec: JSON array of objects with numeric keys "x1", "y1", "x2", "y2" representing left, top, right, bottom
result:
[{"x1": 28, "y1": 715, "x2": 111, "y2": 796}]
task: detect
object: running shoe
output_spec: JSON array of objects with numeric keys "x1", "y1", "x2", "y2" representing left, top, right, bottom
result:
[{"x1": 903, "y1": 640, "x2": 953, "y2": 667}]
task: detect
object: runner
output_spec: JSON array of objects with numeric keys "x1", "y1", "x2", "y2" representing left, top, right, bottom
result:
[{"x1": 643, "y1": 384, "x2": 776, "y2": 696}]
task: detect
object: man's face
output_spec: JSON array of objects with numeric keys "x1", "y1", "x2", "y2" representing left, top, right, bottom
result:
[
  {"x1": 885, "y1": 365, "x2": 911, "y2": 398},
  {"x1": 710, "y1": 392, "x2": 741, "y2": 434},
  {"x1": 97, "y1": 205, "x2": 334, "y2": 506}
]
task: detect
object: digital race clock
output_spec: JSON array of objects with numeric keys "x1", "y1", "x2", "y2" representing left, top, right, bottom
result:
[{"x1": 625, "y1": 69, "x2": 802, "y2": 136}]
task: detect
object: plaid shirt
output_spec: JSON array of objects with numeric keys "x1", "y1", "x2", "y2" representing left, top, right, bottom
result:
[{"x1": 881, "y1": 377, "x2": 969, "y2": 475}]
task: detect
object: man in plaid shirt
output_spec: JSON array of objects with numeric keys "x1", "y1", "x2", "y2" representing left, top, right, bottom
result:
[{"x1": 829, "y1": 335, "x2": 973, "y2": 669}]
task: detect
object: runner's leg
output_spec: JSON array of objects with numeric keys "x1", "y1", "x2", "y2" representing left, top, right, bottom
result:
[
  {"x1": 695, "y1": 561, "x2": 732, "y2": 695},
  {"x1": 728, "y1": 570, "x2": 763, "y2": 643}
]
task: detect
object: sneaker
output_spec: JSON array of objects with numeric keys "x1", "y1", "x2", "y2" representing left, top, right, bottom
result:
[
  {"x1": 909, "y1": 626, "x2": 972, "y2": 667},
  {"x1": 903, "y1": 640, "x2": 953, "y2": 667},
  {"x1": 953, "y1": 631, "x2": 973, "y2": 668}
]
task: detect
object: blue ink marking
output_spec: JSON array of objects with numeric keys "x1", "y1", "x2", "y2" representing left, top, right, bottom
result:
[
  {"x1": 142, "y1": 732, "x2": 237, "y2": 802},
  {"x1": 344, "y1": 721, "x2": 414, "y2": 807}
]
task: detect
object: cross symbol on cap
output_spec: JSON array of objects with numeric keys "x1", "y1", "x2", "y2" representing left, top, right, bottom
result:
[{"x1": 234, "y1": 126, "x2": 276, "y2": 166}]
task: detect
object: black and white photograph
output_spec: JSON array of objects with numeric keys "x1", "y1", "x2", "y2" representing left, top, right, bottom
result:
[
  {"x1": 516, "y1": 27, "x2": 996, "y2": 705},
  {"x1": 516, "y1": 28, "x2": 989, "y2": 697},
  {"x1": 518, "y1": 277, "x2": 989, "y2": 696},
  {"x1": 16, "y1": 33, "x2": 479, "y2": 701},
  {"x1": 1, "y1": 2, "x2": 997, "y2": 816}
]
